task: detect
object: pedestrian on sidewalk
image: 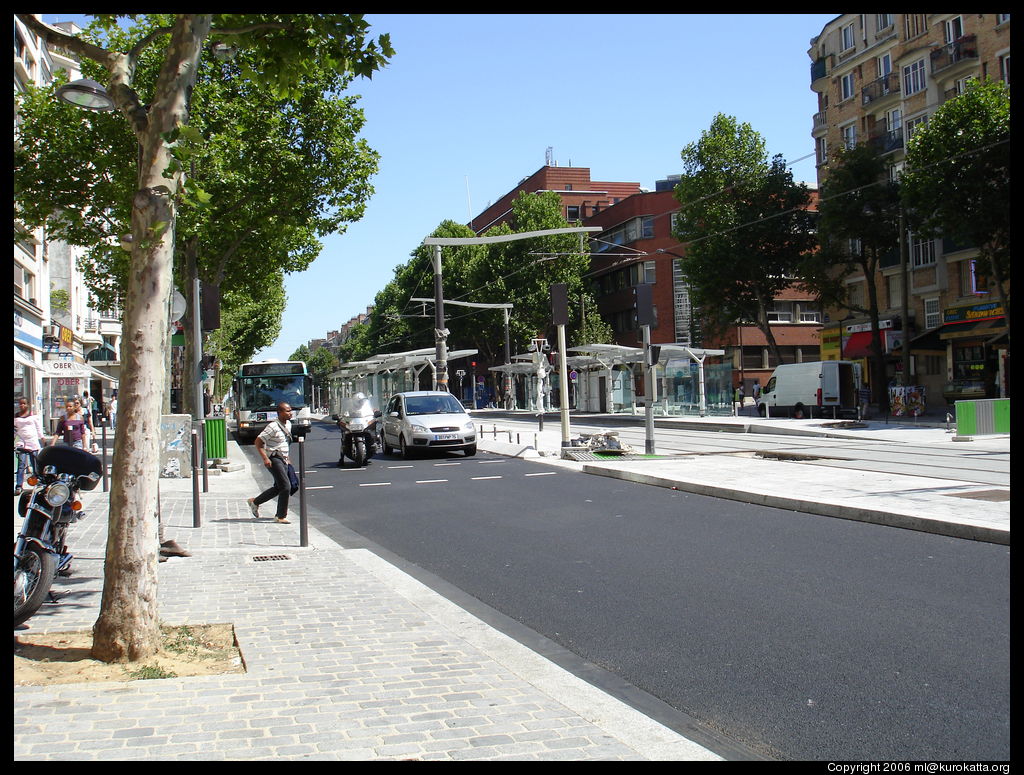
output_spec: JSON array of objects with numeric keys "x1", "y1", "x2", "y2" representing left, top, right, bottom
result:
[
  {"x1": 51, "y1": 400, "x2": 87, "y2": 450},
  {"x1": 14, "y1": 397, "x2": 45, "y2": 495},
  {"x1": 247, "y1": 402, "x2": 296, "y2": 524}
]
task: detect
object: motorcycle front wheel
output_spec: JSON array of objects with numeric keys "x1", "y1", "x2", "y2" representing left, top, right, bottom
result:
[
  {"x1": 14, "y1": 545, "x2": 56, "y2": 627},
  {"x1": 352, "y1": 438, "x2": 368, "y2": 467}
]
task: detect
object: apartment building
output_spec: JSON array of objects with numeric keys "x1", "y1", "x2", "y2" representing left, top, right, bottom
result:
[
  {"x1": 14, "y1": 16, "x2": 120, "y2": 429},
  {"x1": 809, "y1": 13, "x2": 1010, "y2": 409}
]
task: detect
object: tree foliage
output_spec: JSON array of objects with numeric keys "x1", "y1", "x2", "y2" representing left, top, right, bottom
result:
[
  {"x1": 900, "y1": 79, "x2": 1011, "y2": 333},
  {"x1": 13, "y1": 13, "x2": 391, "y2": 664},
  {"x1": 673, "y1": 114, "x2": 816, "y2": 361}
]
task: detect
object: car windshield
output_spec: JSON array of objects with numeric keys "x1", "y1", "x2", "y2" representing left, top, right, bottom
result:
[{"x1": 405, "y1": 394, "x2": 465, "y2": 415}]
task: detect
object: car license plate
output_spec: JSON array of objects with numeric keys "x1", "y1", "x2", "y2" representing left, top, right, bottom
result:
[{"x1": 434, "y1": 433, "x2": 458, "y2": 441}]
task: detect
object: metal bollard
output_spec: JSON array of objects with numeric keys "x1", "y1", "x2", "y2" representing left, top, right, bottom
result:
[
  {"x1": 298, "y1": 436, "x2": 308, "y2": 548},
  {"x1": 190, "y1": 427, "x2": 201, "y2": 527},
  {"x1": 101, "y1": 422, "x2": 109, "y2": 492}
]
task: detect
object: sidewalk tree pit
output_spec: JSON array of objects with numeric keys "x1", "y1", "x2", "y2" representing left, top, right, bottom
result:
[{"x1": 14, "y1": 623, "x2": 245, "y2": 686}]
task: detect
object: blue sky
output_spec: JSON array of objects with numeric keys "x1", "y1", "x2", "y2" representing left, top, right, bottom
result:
[{"x1": 42, "y1": 13, "x2": 838, "y2": 361}]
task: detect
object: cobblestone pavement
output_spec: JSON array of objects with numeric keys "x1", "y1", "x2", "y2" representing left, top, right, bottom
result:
[{"x1": 14, "y1": 466, "x2": 722, "y2": 761}]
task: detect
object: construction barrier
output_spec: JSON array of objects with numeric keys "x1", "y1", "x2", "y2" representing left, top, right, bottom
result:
[
  {"x1": 955, "y1": 398, "x2": 1010, "y2": 436},
  {"x1": 204, "y1": 417, "x2": 228, "y2": 459}
]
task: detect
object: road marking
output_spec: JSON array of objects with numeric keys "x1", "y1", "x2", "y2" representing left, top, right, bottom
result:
[
  {"x1": 416, "y1": 479, "x2": 448, "y2": 484},
  {"x1": 387, "y1": 465, "x2": 414, "y2": 469},
  {"x1": 471, "y1": 476, "x2": 503, "y2": 481},
  {"x1": 434, "y1": 462, "x2": 461, "y2": 467},
  {"x1": 525, "y1": 471, "x2": 557, "y2": 477},
  {"x1": 304, "y1": 485, "x2": 334, "y2": 490},
  {"x1": 359, "y1": 482, "x2": 391, "y2": 487}
]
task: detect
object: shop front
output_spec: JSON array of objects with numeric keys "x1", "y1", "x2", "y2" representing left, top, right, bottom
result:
[{"x1": 939, "y1": 301, "x2": 1008, "y2": 402}]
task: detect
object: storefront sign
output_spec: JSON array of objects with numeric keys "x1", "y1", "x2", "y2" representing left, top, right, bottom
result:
[
  {"x1": 41, "y1": 360, "x2": 89, "y2": 378},
  {"x1": 943, "y1": 301, "x2": 1005, "y2": 325},
  {"x1": 59, "y1": 325, "x2": 74, "y2": 349}
]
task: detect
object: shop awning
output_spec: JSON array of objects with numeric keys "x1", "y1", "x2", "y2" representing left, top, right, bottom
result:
[
  {"x1": 938, "y1": 318, "x2": 1007, "y2": 341},
  {"x1": 14, "y1": 347, "x2": 37, "y2": 371},
  {"x1": 842, "y1": 331, "x2": 877, "y2": 359}
]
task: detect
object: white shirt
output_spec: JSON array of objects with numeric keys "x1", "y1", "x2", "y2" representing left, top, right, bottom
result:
[{"x1": 257, "y1": 418, "x2": 292, "y2": 460}]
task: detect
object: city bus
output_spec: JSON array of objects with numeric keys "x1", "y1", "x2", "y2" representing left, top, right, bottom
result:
[{"x1": 231, "y1": 360, "x2": 313, "y2": 442}]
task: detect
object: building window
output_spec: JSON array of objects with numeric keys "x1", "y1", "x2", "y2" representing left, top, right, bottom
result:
[
  {"x1": 816, "y1": 136, "x2": 828, "y2": 166},
  {"x1": 903, "y1": 59, "x2": 927, "y2": 96},
  {"x1": 876, "y1": 14, "x2": 893, "y2": 32},
  {"x1": 841, "y1": 122, "x2": 857, "y2": 149},
  {"x1": 952, "y1": 343, "x2": 986, "y2": 379},
  {"x1": 799, "y1": 306, "x2": 822, "y2": 323},
  {"x1": 924, "y1": 298, "x2": 941, "y2": 329},
  {"x1": 841, "y1": 72, "x2": 856, "y2": 101},
  {"x1": 911, "y1": 235, "x2": 936, "y2": 267},
  {"x1": 905, "y1": 114, "x2": 928, "y2": 143},
  {"x1": 566, "y1": 205, "x2": 580, "y2": 221},
  {"x1": 766, "y1": 301, "x2": 794, "y2": 323},
  {"x1": 886, "y1": 273, "x2": 903, "y2": 310},
  {"x1": 999, "y1": 54, "x2": 1010, "y2": 84},
  {"x1": 904, "y1": 14, "x2": 926, "y2": 40},
  {"x1": 943, "y1": 16, "x2": 964, "y2": 43},
  {"x1": 841, "y1": 22, "x2": 856, "y2": 52},
  {"x1": 15, "y1": 263, "x2": 36, "y2": 303}
]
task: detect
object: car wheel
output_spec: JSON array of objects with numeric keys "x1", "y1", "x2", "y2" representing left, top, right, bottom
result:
[
  {"x1": 464, "y1": 444, "x2": 476, "y2": 457},
  {"x1": 399, "y1": 435, "x2": 412, "y2": 459}
]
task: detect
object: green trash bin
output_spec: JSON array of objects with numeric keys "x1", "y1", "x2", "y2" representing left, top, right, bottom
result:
[{"x1": 204, "y1": 417, "x2": 227, "y2": 460}]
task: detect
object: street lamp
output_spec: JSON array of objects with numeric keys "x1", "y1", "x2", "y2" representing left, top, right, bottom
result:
[{"x1": 55, "y1": 78, "x2": 115, "y2": 111}]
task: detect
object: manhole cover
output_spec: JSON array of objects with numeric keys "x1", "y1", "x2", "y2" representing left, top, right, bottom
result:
[
  {"x1": 944, "y1": 490, "x2": 1011, "y2": 502},
  {"x1": 251, "y1": 555, "x2": 292, "y2": 562}
]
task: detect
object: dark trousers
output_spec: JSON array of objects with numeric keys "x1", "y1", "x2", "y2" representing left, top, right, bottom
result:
[{"x1": 254, "y1": 455, "x2": 290, "y2": 519}]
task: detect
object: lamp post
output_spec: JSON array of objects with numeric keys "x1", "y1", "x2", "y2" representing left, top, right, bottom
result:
[{"x1": 55, "y1": 78, "x2": 116, "y2": 111}]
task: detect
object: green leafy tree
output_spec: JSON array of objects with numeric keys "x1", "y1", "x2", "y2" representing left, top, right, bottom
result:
[
  {"x1": 15, "y1": 15, "x2": 383, "y2": 419},
  {"x1": 812, "y1": 143, "x2": 901, "y2": 406},
  {"x1": 673, "y1": 114, "x2": 816, "y2": 364},
  {"x1": 901, "y1": 79, "x2": 1011, "y2": 336},
  {"x1": 14, "y1": 13, "x2": 391, "y2": 663}
]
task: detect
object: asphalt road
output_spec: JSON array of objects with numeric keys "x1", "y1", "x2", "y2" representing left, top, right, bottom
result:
[{"x1": 248, "y1": 421, "x2": 1010, "y2": 761}]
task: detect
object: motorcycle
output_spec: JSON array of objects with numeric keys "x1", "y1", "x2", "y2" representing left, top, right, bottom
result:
[
  {"x1": 14, "y1": 444, "x2": 102, "y2": 627},
  {"x1": 333, "y1": 394, "x2": 381, "y2": 468}
]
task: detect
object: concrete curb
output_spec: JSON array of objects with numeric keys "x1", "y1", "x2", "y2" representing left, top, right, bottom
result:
[{"x1": 582, "y1": 465, "x2": 1010, "y2": 546}]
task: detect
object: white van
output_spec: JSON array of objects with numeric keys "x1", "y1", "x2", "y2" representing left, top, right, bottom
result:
[{"x1": 756, "y1": 361, "x2": 862, "y2": 419}]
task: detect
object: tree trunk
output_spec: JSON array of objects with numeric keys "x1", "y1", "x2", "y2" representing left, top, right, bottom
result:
[{"x1": 92, "y1": 15, "x2": 212, "y2": 663}]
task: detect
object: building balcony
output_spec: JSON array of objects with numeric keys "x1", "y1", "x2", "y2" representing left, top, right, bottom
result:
[
  {"x1": 868, "y1": 128, "x2": 904, "y2": 155},
  {"x1": 930, "y1": 35, "x2": 978, "y2": 75},
  {"x1": 812, "y1": 109, "x2": 828, "y2": 135},
  {"x1": 861, "y1": 72, "x2": 900, "y2": 106},
  {"x1": 810, "y1": 56, "x2": 830, "y2": 89}
]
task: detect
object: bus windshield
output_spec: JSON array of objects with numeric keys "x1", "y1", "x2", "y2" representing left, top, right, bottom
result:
[{"x1": 238, "y1": 375, "x2": 311, "y2": 412}]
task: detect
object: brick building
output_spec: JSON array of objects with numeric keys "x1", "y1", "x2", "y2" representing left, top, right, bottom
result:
[
  {"x1": 470, "y1": 164, "x2": 641, "y2": 234},
  {"x1": 808, "y1": 13, "x2": 1010, "y2": 409}
]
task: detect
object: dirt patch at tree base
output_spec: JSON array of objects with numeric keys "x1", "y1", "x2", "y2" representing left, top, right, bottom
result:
[{"x1": 14, "y1": 623, "x2": 245, "y2": 686}]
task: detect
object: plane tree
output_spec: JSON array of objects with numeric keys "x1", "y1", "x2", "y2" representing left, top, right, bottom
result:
[
  {"x1": 14, "y1": 13, "x2": 391, "y2": 664},
  {"x1": 673, "y1": 113, "x2": 817, "y2": 366}
]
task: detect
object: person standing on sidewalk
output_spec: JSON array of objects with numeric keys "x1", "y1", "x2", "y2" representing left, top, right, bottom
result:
[
  {"x1": 247, "y1": 402, "x2": 294, "y2": 524},
  {"x1": 52, "y1": 401, "x2": 87, "y2": 449},
  {"x1": 14, "y1": 397, "x2": 45, "y2": 495}
]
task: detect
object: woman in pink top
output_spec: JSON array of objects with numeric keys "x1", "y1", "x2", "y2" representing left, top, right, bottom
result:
[
  {"x1": 14, "y1": 397, "x2": 45, "y2": 495},
  {"x1": 52, "y1": 400, "x2": 87, "y2": 451}
]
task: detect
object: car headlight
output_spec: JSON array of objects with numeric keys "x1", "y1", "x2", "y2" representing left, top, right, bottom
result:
[
  {"x1": 411, "y1": 423, "x2": 429, "y2": 433},
  {"x1": 464, "y1": 421, "x2": 475, "y2": 431},
  {"x1": 44, "y1": 482, "x2": 72, "y2": 507}
]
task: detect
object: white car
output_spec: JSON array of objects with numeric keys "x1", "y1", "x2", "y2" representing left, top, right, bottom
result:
[{"x1": 381, "y1": 391, "x2": 477, "y2": 458}]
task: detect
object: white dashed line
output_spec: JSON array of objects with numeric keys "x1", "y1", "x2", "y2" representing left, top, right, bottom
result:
[
  {"x1": 471, "y1": 476, "x2": 503, "y2": 481},
  {"x1": 415, "y1": 479, "x2": 448, "y2": 484},
  {"x1": 359, "y1": 482, "x2": 391, "y2": 487},
  {"x1": 524, "y1": 471, "x2": 558, "y2": 477}
]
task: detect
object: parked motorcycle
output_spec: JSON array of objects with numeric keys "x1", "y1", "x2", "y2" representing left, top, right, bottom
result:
[
  {"x1": 333, "y1": 394, "x2": 381, "y2": 467},
  {"x1": 14, "y1": 444, "x2": 102, "y2": 627}
]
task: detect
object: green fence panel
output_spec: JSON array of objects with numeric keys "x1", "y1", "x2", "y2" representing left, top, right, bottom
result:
[
  {"x1": 956, "y1": 399, "x2": 1010, "y2": 436},
  {"x1": 204, "y1": 417, "x2": 227, "y2": 459}
]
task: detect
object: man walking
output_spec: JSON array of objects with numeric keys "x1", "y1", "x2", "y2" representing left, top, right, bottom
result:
[{"x1": 247, "y1": 402, "x2": 294, "y2": 524}]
